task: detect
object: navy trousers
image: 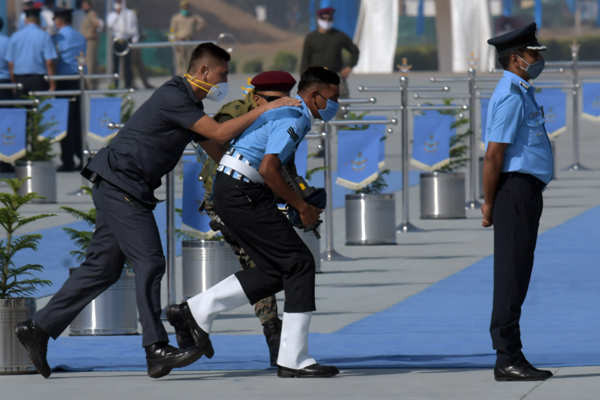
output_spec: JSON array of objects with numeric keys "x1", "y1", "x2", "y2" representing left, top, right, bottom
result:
[{"x1": 34, "y1": 179, "x2": 168, "y2": 347}]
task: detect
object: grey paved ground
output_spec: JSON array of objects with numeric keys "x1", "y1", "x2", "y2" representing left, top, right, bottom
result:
[{"x1": 2, "y1": 72, "x2": 600, "y2": 399}]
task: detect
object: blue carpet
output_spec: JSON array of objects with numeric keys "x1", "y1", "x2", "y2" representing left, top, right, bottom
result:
[
  {"x1": 17, "y1": 170, "x2": 419, "y2": 298},
  {"x1": 46, "y1": 205, "x2": 600, "y2": 371}
]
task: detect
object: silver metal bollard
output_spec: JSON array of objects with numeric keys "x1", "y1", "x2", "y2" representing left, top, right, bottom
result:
[{"x1": 181, "y1": 240, "x2": 238, "y2": 298}]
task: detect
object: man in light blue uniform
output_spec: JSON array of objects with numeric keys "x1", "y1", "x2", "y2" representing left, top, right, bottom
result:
[
  {"x1": 482, "y1": 22, "x2": 553, "y2": 382},
  {"x1": 167, "y1": 67, "x2": 341, "y2": 378},
  {"x1": 5, "y1": 7, "x2": 57, "y2": 95},
  {"x1": 0, "y1": 17, "x2": 11, "y2": 99},
  {"x1": 52, "y1": 8, "x2": 87, "y2": 171}
]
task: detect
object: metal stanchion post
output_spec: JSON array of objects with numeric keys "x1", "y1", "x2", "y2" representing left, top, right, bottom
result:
[
  {"x1": 166, "y1": 169, "x2": 177, "y2": 307},
  {"x1": 73, "y1": 63, "x2": 90, "y2": 196},
  {"x1": 397, "y1": 76, "x2": 421, "y2": 233},
  {"x1": 320, "y1": 121, "x2": 351, "y2": 262},
  {"x1": 465, "y1": 67, "x2": 481, "y2": 209},
  {"x1": 567, "y1": 43, "x2": 586, "y2": 171}
]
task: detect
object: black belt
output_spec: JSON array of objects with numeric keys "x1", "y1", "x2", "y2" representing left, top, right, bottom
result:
[{"x1": 501, "y1": 172, "x2": 546, "y2": 191}]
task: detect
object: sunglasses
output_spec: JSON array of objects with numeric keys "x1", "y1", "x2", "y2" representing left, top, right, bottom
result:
[{"x1": 255, "y1": 94, "x2": 282, "y2": 102}]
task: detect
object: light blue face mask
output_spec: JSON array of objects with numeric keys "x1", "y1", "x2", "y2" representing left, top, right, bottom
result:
[{"x1": 318, "y1": 98, "x2": 339, "y2": 121}]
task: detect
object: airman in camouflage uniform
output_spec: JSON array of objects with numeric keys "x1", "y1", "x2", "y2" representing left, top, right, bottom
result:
[{"x1": 198, "y1": 71, "x2": 299, "y2": 366}]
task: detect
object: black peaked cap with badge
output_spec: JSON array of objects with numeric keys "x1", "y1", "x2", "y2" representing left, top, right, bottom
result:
[{"x1": 487, "y1": 22, "x2": 547, "y2": 53}]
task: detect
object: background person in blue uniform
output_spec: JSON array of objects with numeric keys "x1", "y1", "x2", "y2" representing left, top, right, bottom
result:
[
  {"x1": 0, "y1": 18, "x2": 11, "y2": 100},
  {"x1": 52, "y1": 8, "x2": 86, "y2": 172},
  {"x1": 15, "y1": 43, "x2": 300, "y2": 380},
  {"x1": 482, "y1": 22, "x2": 554, "y2": 382},
  {"x1": 166, "y1": 67, "x2": 341, "y2": 378},
  {"x1": 5, "y1": 7, "x2": 57, "y2": 95}
]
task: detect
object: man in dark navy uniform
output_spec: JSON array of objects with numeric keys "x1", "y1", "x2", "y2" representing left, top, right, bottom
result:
[
  {"x1": 483, "y1": 23, "x2": 553, "y2": 382},
  {"x1": 15, "y1": 43, "x2": 299, "y2": 379}
]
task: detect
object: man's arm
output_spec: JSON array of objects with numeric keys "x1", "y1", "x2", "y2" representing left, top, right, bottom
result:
[
  {"x1": 45, "y1": 59, "x2": 56, "y2": 91},
  {"x1": 198, "y1": 140, "x2": 225, "y2": 162},
  {"x1": 341, "y1": 32, "x2": 360, "y2": 67},
  {"x1": 481, "y1": 142, "x2": 508, "y2": 227},
  {"x1": 189, "y1": 97, "x2": 300, "y2": 144},
  {"x1": 259, "y1": 154, "x2": 321, "y2": 228},
  {"x1": 8, "y1": 62, "x2": 14, "y2": 82}
]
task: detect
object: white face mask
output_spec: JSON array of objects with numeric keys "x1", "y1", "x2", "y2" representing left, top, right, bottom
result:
[
  {"x1": 206, "y1": 82, "x2": 228, "y2": 102},
  {"x1": 317, "y1": 18, "x2": 333, "y2": 31},
  {"x1": 114, "y1": 3, "x2": 122, "y2": 11}
]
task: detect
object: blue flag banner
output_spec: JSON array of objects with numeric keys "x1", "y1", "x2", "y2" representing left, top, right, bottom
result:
[
  {"x1": 40, "y1": 98, "x2": 69, "y2": 141},
  {"x1": 502, "y1": 0, "x2": 513, "y2": 16},
  {"x1": 582, "y1": 82, "x2": 600, "y2": 122},
  {"x1": 535, "y1": 0, "x2": 543, "y2": 27},
  {"x1": 336, "y1": 115, "x2": 386, "y2": 190},
  {"x1": 88, "y1": 97, "x2": 122, "y2": 142},
  {"x1": 182, "y1": 160, "x2": 212, "y2": 233},
  {"x1": 0, "y1": 108, "x2": 27, "y2": 163},
  {"x1": 480, "y1": 97, "x2": 490, "y2": 145},
  {"x1": 295, "y1": 138, "x2": 308, "y2": 178},
  {"x1": 411, "y1": 110, "x2": 456, "y2": 171},
  {"x1": 416, "y1": 0, "x2": 425, "y2": 35},
  {"x1": 536, "y1": 87, "x2": 567, "y2": 138}
]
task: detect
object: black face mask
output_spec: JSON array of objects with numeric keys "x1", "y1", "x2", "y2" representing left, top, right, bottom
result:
[{"x1": 256, "y1": 94, "x2": 282, "y2": 103}]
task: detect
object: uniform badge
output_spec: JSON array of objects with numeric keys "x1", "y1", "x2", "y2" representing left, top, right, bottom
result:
[
  {"x1": 287, "y1": 127, "x2": 299, "y2": 141},
  {"x1": 519, "y1": 81, "x2": 529, "y2": 90}
]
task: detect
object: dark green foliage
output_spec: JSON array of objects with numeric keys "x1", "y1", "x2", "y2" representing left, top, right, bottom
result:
[
  {"x1": 355, "y1": 169, "x2": 390, "y2": 195},
  {"x1": 120, "y1": 96, "x2": 135, "y2": 124},
  {"x1": 270, "y1": 51, "x2": 298, "y2": 73},
  {"x1": 24, "y1": 98, "x2": 56, "y2": 162},
  {"x1": 0, "y1": 178, "x2": 54, "y2": 298},
  {"x1": 242, "y1": 59, "x2": 264, "y2": 74},
  {"x1": 435, "y1": 99, "x2": 470, "y2": 172},
  {"x1": 60, "y1": 187, "x2": 95, "y2": 262}
]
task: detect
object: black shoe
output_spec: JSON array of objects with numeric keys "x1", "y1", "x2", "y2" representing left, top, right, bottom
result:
[
  {"x1": 166, "y1": 302, "x2": 214, "y2": 359},
  {"x1": 145, "y1": 342, "x2": 203, "y2": 379},
  {"x1": 494, "y1": 354, "x2": 553, "y2": 381},
  {"x1": 262, "y1": 317, "x2": 282, "y2": 367},
  {"x1": 15, "y1": 320, "x2": 51, "y2": 378},
  {"x1": 277, "y1": 363, "x2": 339, "y2": 378}
]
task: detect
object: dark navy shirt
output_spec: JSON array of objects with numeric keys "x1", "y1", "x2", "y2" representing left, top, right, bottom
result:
[{"x1": 86, "y1": 76, "x2": 206, "y2": 205}]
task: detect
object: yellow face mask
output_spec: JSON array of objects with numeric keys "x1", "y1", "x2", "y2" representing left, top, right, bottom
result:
[
  {"x1": 184, "y1": 73, "x2": 213, "y2": 93},
  {"x1": 184, "y1": 73, "x2": 229, "y2": 102}
]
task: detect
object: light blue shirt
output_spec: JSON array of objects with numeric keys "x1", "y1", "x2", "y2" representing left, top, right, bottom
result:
[
  {"x1": 0, "y1": 34, "x2": 10, "y2": 80},
  {"x1": 484, "y1": 70, "x2": 554, "y2": 184},
  {"x1": 5, "y1": 23, "x2": 57, "y2": 75},
  {"x1": 53, "y1": 26, "x2": 87, "y2": 75},
  {"x1": 230, "y1": 96, "x2": 313, "y2": 169}
]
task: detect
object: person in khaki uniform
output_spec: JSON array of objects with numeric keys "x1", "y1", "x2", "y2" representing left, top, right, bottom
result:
[
  {"x1": 79, "y1": 0, "x2": 103, "y2": 88},
  {"x1": 197, "y1": 71, "x2": 299, "y2": 366},
  {"x1": 170, "y1": 0, "x2": 205, "y2": 76}
]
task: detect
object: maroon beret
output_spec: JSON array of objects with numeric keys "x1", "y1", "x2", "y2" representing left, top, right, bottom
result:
[
  {"x1": 251, "y1": 71, "x2": 297, "y2": 92},
  {"x1": 317, "y1": 7, "x2": 335, "y2": 16}
]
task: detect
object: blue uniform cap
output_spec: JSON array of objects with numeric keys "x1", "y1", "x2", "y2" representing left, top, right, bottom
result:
[{"x1": 487, "y1": 22, "x2": 547, "y2": 53}]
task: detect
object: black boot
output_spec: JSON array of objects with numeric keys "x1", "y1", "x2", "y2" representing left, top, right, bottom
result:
[
  {"x1": 145, "y1": 342, "x2": 203, "y2": 379},
  {"x1": 15, "y1": 320, "x2": 51, "y2": 378},
  {"x1": 277, "y1": 363, "x2": 340, "y2": 378},
  {"x1": 166, "y1": 302, "x2": 214, "y2": 358},
  {"x1": 262, "y1": 317, "x2": 282, "y2": 367},
  {"x1": 494, "y1": 352, "x2": 553, "y2": 381}
]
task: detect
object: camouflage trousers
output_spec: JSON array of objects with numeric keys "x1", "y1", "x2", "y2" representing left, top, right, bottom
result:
[{"x1": 200, "y1": 160, "x2": 278, "y2": 325}]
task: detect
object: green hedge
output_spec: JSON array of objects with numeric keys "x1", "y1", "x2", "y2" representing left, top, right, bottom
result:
[{"x1": 394, "y1": 45, "x2": 438, "y2": 71}]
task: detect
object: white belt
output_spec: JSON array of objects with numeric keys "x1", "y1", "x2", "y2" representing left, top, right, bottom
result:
[{"x1": 218, "y1": 154, "x2": 264, "y2": 184}]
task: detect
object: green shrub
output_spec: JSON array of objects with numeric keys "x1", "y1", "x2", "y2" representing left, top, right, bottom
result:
[
  {"x1": 242, "y1": 59, "x2": 263, "y2": 74},
  {"x1": 270, "y1": 51, "x2": 298, "y2": 72},
  {"x1": 394, "y1": 45, "x2": 438, "y2": 71}
]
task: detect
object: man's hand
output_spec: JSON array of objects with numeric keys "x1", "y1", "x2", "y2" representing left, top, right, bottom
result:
[
  {"x1": 481, "y1": 202, "x2": 493, "y2": 227},
  {"x1": 299, "y1": 202, "x2": 323, "y2": 228},
  {"x1": 263, "y1": 96, "x2": 301, "y2": 111},
  {"x1": 340, "y1": 66, "x2": 352, "y2": 79}
]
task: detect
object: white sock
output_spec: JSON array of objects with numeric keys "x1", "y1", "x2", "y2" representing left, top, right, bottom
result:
[
  {"x1": 276, "y1": 312, "x2": 316, "y2": 369},
  {"x1": 186, "y1": 274, "x2": 248, "y2": 333}
]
